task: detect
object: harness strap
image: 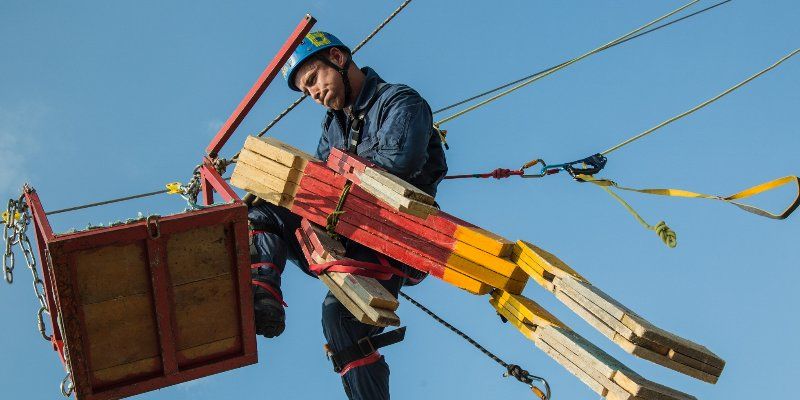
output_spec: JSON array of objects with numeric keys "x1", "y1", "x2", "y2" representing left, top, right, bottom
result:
[
  {"x1": 251, "y1": 263, "x2": 287, "y2": 307},
  {"x1": 309, "y1": 258, "x2": 410, "y2": 281},
  {"x1": 326, "y1": 326, "x2": 406, "y2": 374},
  {"x1": 347, "y1": 82, "x2": 390, "y2": 153}
]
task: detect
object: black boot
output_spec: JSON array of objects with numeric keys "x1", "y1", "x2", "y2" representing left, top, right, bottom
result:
[{"x1": 252, "y1": 281, "x2": 286, "y2": 338}]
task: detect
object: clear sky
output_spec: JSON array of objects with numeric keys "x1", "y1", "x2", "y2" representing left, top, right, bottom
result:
[{"x1": 1, "y1": 1, "x2": 798, "y2": 399}]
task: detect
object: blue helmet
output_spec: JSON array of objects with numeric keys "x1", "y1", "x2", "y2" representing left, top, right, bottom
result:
[{"x1": 282, "y1": 31, "x2": 350, "y2": 92}]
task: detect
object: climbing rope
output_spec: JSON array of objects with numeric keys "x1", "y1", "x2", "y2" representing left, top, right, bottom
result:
[
  {"x1": 256, "y1": 0, "x2": 414, "y2": 139},
  {"x1": 431, "y1": 0, "x2": 732, "y2": 117},
  {"x1": 601, "y1": 47, "x2": 800, "y2": 156},
  {"x1": 433, "y1": 0, "x2": 702, "y2": 127},
  {"x1": 399, "y1": 291, "x2": 550, "y2": 399}
]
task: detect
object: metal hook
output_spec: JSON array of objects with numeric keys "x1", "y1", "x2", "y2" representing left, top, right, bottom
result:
[{"x1": 145, "y1": 215, "x2": 161, "y2": 239}]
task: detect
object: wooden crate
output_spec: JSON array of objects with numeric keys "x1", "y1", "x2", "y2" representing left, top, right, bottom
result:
[{"x1": 26, "y1": 190, "x2": 256, "y2": 400}]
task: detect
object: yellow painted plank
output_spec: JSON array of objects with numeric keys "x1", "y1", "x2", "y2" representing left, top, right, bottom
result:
[
  {"x1": 453, "y1": 225, "x2": 514, "y2": 257},
  {"x1": 451, "y1": 241, "x2": 528, "y2": 281},
  {"x1": 515, "y1": 240, "x2": 586, "y2": 282},
  {"x1": 491, "y1": 290, "x2": 564, "y2": 328},
  {"x1": 488, "y1": 298, "x2": 537, "y2": 340},
  {"x1": 441, "y1": 268, "x2": 492, "y2": 295},
  {"x1": 444, "y1": 252, "x2": 526, "y2": 294}
]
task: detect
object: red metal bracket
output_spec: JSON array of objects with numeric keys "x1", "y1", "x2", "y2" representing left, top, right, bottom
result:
[{"x1": 205, "y1": 14, "x2": 316, "y2": 157}]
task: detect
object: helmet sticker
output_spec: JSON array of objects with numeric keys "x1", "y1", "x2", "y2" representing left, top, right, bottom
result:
[{"x1": 307, "y1": 32, "x2": 331, "y2": 47}]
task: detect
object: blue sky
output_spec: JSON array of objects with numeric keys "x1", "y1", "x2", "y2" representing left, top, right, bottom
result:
[{"x1": 1, "y1": 1, "x2": 798, "y2": 399}]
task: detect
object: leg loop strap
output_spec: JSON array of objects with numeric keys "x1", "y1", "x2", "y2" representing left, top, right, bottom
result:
[{"x1": 326, "y1": 326, "x2": 406, "y2": 374}]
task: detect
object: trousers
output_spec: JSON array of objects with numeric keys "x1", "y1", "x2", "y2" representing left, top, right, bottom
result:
[{"x1": 249, "y1": 202, "x2": 410, "y2": 400}]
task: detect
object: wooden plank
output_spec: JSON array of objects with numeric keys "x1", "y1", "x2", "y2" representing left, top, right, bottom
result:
[
  {"x1": 296, "y1": 224, "x2": 400, "y2": 326},
  {"x1": 230, "y1": 173, "x2": 295, "y2": 207},
  {"x1": 293, "y1": 185, "x2": 525, "y2": 292},
  {"x1": 612, "y1": 370, "x2": 698, "y2": 400},
  {"x1": 166, "y1": 224, "x2": 232, "y2": 285},
  {"x1": 539, "y1": 329, "x2": 632, "y2": 400},
  {"x1": 362, "y1": 166, "x2": 435, "y2": 204},
  {"x1": 243, "y1": 136, "x2": 317, "y2": 170},
  {"x1": 554, "y1": 288, "x2": 618, "y2": 339},
  {"x1": 558, "y1": 276, "x2": 630, "y2": 321},
  {"x1": 74, "y1": 242, "x2": 150, "y2": 305},
  {"x1": 489, "y1": 298, "x2": 538, "y2": 340},
  {"x1": 668, "y1": 349, "x2": 723, "y2": 377},
  {"x1": 178, "y1": 336, "x2": 239, "y2": 364},
  {"x1": 613, "y1": 334, "x2": 719, "y2": 384},
  {"x1": 559, "y1": 282, "x2": 635, "y2": 339},
  {"x1": 173, "y1": 274, "x2": 240, "y2": 351},
  {"x1": 304, "y1": 160, "x2": 514, "y2": 256},
  {"x1": 82, "y1": 293, "x2": 160, "y2": 371},
  {"x1": 238, "y1": 148, "x2": 304, "y2": 184},
  {"x1": 301, "y1": 220, "x2": 400, "y2": 311},
  {"x1": 535, "y1": 336, "x2": 608, "y2": 397},
  {"x1": 91, "y1": 356, "x2": 161, "y2": 387},
  {"x1": 357, "y1": 177, "x2": 438, "y2": 218},
  {"x1": 513, "y1": 241, "x2": 586, "y2": 282},
  {"x1": 621, "y1": 314, "x2": 725, "y2": 370},
  {"x1": 301, "y1": 173, "x2": 520, "y2": 277},
  {"x1": 234, "y1": 161, "x2": 300, "y2": 197},
  {"x1": 319, "y1": 273, "x2": 385, "y2": 326},
  {"x1": 491, "y1": 290, "x2": 564, "y2": 328}
]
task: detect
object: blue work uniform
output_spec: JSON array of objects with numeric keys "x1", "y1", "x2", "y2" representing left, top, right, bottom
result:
[{"x1": 249, "y1": 66, "x2": 447, "y2": 400}]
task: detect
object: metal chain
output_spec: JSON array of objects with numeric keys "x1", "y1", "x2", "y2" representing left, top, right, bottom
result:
[
  {"x1": 3, "y1": 191, "x2": 53, "y2": 342},
  {"x1": 399, "y1": 290, "x2": 550, "y2": 398}
]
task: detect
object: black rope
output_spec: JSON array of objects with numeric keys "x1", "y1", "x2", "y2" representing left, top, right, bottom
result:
[
  {"x1": 431, "y1": 0, "x2": 733, "y2": 115},
  {"x1": 399, "y1": 290, "x2": 548, "y2": 395}
]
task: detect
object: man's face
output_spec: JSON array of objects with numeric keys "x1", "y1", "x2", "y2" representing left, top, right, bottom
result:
[{"x1": 294, "y1": 50, "x2": 348, "y2": 110}]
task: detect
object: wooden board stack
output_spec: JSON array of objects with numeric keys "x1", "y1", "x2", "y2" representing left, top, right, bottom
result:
[
  {"x1": 490, "y1": 290, "x2": 697, "y2": 400},
  {"x1": 510, "y1": 240, "x2": 725, "y2": 383},
  {"x1": 231, "y1": 136, "x2": 725, "y2": 397},
  {"x1": 231, "y1": 136, "x2": 528, "y2": 296},
  {"x1": 294, "y1": 218, "x2": 400, "y2": 327}
]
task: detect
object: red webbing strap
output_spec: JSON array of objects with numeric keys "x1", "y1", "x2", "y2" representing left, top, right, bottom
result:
[
  {"x1": 251, "y1": 263, "x2": 287, "y2": 307},
  {"x1": 338, "y1": 351, "x2": 382, "y2": 376},
  {"x1": 308, "y1": 258, "x2": 410, "y2": 281}
]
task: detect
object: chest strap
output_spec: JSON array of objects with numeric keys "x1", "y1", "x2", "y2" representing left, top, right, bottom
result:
[{"x1": 347, "y1": 82, "x2": 390, "y2": 153}]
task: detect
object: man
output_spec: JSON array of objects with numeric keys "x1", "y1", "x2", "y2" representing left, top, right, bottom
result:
[{"x1": 248, "y1": 31, "x2": 447, "y2": 400}]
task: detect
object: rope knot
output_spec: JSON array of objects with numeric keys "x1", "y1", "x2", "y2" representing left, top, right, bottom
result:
[
  {"x1": 490, "y1": 168, "x2": 523, "y2": 179},
  {"x1": 653, "y1": 221, "x2": 677, "y2": 248},
  {"x1": 506, "y1": 364, "x2": 532, "y2": 384}
]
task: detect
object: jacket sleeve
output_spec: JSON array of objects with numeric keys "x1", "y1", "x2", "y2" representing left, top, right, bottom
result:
[
  {"x1": 315, "y1": 116, "x2": 331, "y2": 161},
  {"x1": 370, "y1": 87, "x2": 433, "y2": 180}
]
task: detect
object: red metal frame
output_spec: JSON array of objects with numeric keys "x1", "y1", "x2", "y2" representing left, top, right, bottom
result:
[
  {"x1": 18, "y1": 13, "x2": 319, "y2": 399},
  {"x1": 205, "y1": 14, "x2": 316, "y2": 157},
  {"x1": 202, "y1": 14, "x2": 317, "y2": 205}
]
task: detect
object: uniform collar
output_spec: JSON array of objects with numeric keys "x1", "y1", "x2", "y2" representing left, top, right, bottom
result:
[{"x1": 349, "y1": 67, "x2": 385, "y2": 115}]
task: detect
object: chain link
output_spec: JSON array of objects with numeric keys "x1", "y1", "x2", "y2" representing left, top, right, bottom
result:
[{"x1": 3, "y1": 191, "x2": 53, "y2": 342}]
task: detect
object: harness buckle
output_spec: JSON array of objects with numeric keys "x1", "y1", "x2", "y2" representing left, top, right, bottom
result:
[{"x1": 357, "y1": 336, "x2": 376, "y2": 355}]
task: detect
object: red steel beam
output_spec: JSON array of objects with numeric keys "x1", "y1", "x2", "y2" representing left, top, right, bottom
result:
[
  {"x1": 206, "y1": 14, "x2": 316, "y2": 157},
  {"x1": 201, "y1": 161, "x2": 240, "y2": 203}
]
